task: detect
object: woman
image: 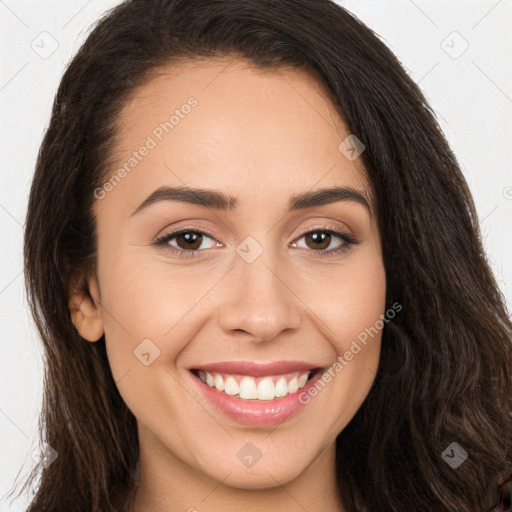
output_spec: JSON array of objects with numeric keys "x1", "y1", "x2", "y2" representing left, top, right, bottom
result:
[{"x1": 16, "y1": 0, "x2": 511, "y2": 510}]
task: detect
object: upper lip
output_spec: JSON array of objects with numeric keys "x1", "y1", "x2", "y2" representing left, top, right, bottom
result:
[{"x1": 190, "y1": 360, "x2": 321, "y2": 377}]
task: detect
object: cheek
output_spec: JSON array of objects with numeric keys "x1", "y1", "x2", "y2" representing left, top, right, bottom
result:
[
  {"x1": 97, "y1": 249, "x2": 220, "y2": 377},
  {"x1": 295, "y1": 252, "x2": 387, "y2": 348},
  {"x1": 294, "y1": 252, "x2": 386, "y2": 406},
  {"x1": 99, "y1": 228, "x2": 207, "y2": 322},
  {"x1": 327, "y1": 258, "x2": 386, "y2": 418}
]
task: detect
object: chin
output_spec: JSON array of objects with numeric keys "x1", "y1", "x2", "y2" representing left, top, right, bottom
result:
[
  {"x1": 219, "y1": 465, "x2": 304, "y2": 490},
  {"x1": 193, "y1": 444, "x2": 313, "y2": 490}
]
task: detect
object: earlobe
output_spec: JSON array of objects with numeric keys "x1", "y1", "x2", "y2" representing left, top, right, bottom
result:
[{"x1": 68, "y1": 274, "x2": 104, "y2": 342}]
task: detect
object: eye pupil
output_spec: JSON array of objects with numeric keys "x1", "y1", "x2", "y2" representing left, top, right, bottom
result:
[
  {"x1": 177, "y1": 232, "x2": 202, "y2": 250},
  {"x1": 306, "y1": 231, "x2": 330, "y2": 250}
]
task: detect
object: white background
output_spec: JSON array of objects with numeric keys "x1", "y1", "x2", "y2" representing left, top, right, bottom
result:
[{"x1": 0, "y1": 1, "x2": 511, "y2": 510}]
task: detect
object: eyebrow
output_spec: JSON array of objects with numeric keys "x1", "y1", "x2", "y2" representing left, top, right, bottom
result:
[{"x1": 130, "y1": 185, "x2": 372, "y2": 217}]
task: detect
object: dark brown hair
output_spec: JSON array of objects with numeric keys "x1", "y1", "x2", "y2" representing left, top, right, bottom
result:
[{"x1": 14, "y1": 0, "x2": 512, "y2": 510}]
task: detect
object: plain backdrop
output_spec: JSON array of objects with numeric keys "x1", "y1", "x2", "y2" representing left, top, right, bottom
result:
[{"x1": 0, "y1": 1, "x2": 511, "y2": 510}]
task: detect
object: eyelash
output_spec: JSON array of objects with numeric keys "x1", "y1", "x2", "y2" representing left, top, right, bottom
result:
[{"x1": 153, "y1": 226, "x2": 359, "y2": 259}]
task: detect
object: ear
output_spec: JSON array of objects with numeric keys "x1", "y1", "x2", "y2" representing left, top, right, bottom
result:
[{"x1": 68, "y1": 273, "x2": 104, "y2": 342}]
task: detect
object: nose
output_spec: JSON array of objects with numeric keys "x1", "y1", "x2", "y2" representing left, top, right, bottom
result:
[{"x1": 217, "y1": 247, "x2": 302, "y2": 342}]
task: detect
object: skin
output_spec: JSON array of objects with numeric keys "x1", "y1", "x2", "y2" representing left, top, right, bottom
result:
[{"x1": 69, "y1": 58, "x2": 386, "y2": 512}]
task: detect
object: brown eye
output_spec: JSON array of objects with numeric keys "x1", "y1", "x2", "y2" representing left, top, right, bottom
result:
[
  {"x1": 155, "y1": 230, "x2": 218, "y2": 254},
  {"x1": 304, "y1": 231, "x2": 332, "y2": 250},
  {"x1": 291, "y1": 228, "x2": 358, "y2": 256},
  {"x1": 174, "y1": 231, "x2": 203, "y2": 250}
]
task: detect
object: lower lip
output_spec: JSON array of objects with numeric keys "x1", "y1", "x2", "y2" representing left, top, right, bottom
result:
[{"x1": 190, "y1": 369, "x2": 323, "y2": 427}]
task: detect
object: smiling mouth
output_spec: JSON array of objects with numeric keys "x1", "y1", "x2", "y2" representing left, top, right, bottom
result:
[{"x1": 190, "y1": 368, "x2": 321, "y2": 401}]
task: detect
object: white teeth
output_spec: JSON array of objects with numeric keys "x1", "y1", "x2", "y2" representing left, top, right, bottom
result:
[
  {"x1": 297, "y1": 373, "x2": 309, "y2": 388},
  {"x1": 196, "y1": 370, "x2": 312, "y2": 401},
  {"x1": 224, "y1": 376, "x2": 239, "y2": 396},
  {"x1": 274, "y1": 377, "x2": 288, "y2": 397},
  {"x1": 214, "y1": 373, "x2": 225, "y2": 391},
  {"x1": 239, "y1": 377, "x2": 257, "y2": 399},
  {"x1": 288, "y1": 377, "x2": 298, "y2": 394},
  {"x1": 257, "y1": 377, "x2": 275, "y2": 400}
]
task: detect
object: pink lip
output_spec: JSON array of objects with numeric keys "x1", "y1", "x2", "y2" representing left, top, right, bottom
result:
[
  {"x1": 189, "y1": 366, "x2": 324, "y2": 427},
  {"x1": 191, "y1": 360, "x2": 318, "y2": 377}
]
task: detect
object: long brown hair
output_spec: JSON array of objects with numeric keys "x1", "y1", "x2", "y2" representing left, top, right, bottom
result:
[{"x1": 15, "y1": 0, "x2": 512, "y2": 510}]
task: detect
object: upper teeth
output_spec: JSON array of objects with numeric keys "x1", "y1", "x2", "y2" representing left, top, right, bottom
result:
[{"x1": 197, "y1": 370, "x2": 311, "y2": 401}]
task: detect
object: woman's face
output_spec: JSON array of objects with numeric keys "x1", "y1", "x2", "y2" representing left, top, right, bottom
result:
[{"x1": 78, "y1": 58, "x2": 386, "y2": 490}]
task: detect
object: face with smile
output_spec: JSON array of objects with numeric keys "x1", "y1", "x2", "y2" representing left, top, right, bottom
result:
[{"x1": 71, "y1": 58, "x2": 386, "y2": 509}]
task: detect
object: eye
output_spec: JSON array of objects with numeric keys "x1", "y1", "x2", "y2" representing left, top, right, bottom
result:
[
  {"x1": 154, "y1": 228, "x2": 220, "y2": 257},
  {"x1": 291, "y1": 229, "x2": 358, "y2": 256},
  {"x1": 153, "y1": 226, "x2": 358, "y2": 258}
]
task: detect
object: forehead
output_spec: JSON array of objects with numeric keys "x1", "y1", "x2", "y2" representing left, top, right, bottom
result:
[{"x1": 100, "y1": 58, "x2": 370, "y2": 215}]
